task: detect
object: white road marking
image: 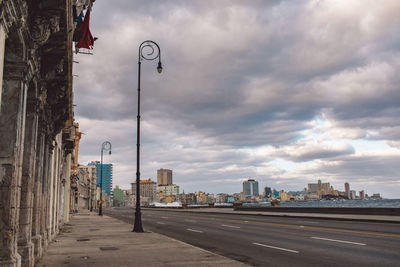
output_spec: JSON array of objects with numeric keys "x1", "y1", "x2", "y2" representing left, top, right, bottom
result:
[
  {"x1": 184, "y1": 219, "x2": 197, "y2": 223},
  {"x1": 299, "y1": 226, "x2": 305, "y2": 228},
  {"x1": 187, "y1": 228, "x2": 203, "y2": 233},
  {"x1": 156, "y1": 222, "x2": 166, "y2": 225},
  {"x1": 221, "y1": 224, "x2": 241, "y2": 229},
  {"x1": 311, "y1": 237, "x2": 366, "y2": 246},
  {"x1": 244, "y1": 221, "x2": 249, "y2": 223},
  {"x1": 252, "y1": 242, "x2": 299, "y2": 254}
]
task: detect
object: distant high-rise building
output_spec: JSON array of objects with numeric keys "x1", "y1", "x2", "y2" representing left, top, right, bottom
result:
[
  {"x1": 264, "y1": 187, "x2": 272, "y2": 197},
  {"x1": 308, "y1": 179, "x2": 330, "y2": 194},
  {"x1": 344, "y1": 182, "x2": 350, "y2": 199},
  {"x1": 89, "y1": 161, "x2": 113, "y2": 196},
  {"x1": 157, "y1": 184, "x2": 179, "y2": 199},
  {"x1": 131, "y1": 179, "x2": 157, "y2": 201},
  {"x1": 350, "y1": 190, "x2": 356, "y2": 200},
  {"x1": 359, "y1": 190, "x2": 365, "y2": 200},
  {"x1": 157, "y1": 168, "x2": 172, "y2": 185},
  {"x1": 243, "y1": 179, "x2": 259, "y2": 196}
]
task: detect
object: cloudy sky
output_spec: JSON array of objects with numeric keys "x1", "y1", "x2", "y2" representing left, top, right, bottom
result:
[{"x1": 74, "y1": 0, "x2": 400, "y2": 198}]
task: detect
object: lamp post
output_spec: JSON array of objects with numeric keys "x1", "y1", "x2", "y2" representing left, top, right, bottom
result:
[
  {"x1": 99, "y1": 141, "x2": 112, "y2": 216},
  {"x1": 133, "y1": 40, "x2": 162, "y2": 232}
]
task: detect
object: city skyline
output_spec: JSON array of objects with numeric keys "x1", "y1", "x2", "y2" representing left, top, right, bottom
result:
[
  {"x1": 114, "y1": 173, "x2": 382, "y2": 199},
  {"x1": 75, "y1": 0, "x2": 400, "y2": 198}
]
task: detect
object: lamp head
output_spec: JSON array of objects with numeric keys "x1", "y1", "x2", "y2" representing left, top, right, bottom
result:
[
  {"x1": 109, "y1": 151, "x2": 112, "y2": 155},
  {"x1": 157, "y1": 61, "x2": 163, "y2": 74}
]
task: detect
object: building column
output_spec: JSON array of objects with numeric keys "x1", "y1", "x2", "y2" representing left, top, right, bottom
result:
[
  {"x1": 18, "y1": 93, "x2": 39, "y2": 267},
  {"x1": 0, "y1": 24, "x2": 6, "y2": 111},
  {"x1": 46, "y1": 141, "x2": 55, "y2": 245},
  {"x1": 40, "y1": 141, "x2": 53, "y2": 251},
  {"x1": 51, "y1": 141, "x2": 61, "y2": 236},
  {"x1": 0, "y1": 40, "x2": 27, "y2": 267},
  {"x1": 31, "y1": 132, "x2": 45, "y2": 259},
  {"x1": 63, "y1": 153, "x2": 71, "y2": 223},
  {"x1": 58, "y1": 153, "x2": 65, "y2": 225}
]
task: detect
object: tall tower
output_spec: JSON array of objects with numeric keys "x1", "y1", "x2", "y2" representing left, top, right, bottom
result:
[
  {"x1": 243, "y1": 179, "x2": 259, "y2": 196},
  {"x1": 89, "y1": 161, "x2": 113, "y2": 196},
  {"x1": 264, "y1": 186, "x2": 272, "y2": 197},
  {"x1": 344, "y1": 182, "x2": 350, "y2": 199},
  {"x1": 157, "y1": 168, "x2": 172, "y2": 185}
]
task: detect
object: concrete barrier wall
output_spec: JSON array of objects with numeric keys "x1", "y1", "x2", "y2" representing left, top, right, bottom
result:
[{"x1": 233, "y1": 206, "x2": 400, "y2": 216}]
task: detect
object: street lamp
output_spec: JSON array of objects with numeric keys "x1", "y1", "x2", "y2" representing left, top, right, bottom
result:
[
  {"x1": 133, "y1": 40, "x2": 162, "y2": 232},
  {"x1": 99, "y1": 141, "x2": 112, "y2": 216}
]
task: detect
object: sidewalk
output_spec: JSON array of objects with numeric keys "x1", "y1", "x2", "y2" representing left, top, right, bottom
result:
[{"x1": 37, "y1": 211, "x2": 246, "y2": 267}]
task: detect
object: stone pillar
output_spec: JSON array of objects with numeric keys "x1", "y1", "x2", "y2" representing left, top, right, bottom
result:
[
  {"x1": 46, "y1": 140, "x2": 56, "y2": 243},
  {"x1": 40, "y1": 141, "x2": 52, "y2": 251},
  {"x1": 48, "y1": 144, "x2": 55, "y2": 240},
  {"x1": 57, "y1": 147, "x2": 64, "y2": 230},
  {"x1": 58, "y1": 155, "x2": 65, "y2": 224},
  {"x1": 51, "y1": 143, "x2": 60, "y2": 237},
  {"x1": 0, "y1": 24, "x2": 6, "y2": 111},
  {"x1": 31, "y1": 133, "x2": 45, "y2": 259},
  {"x1": 17, "y1": 94, "x2": 39, "y2": 267},
  {"x1": 0, "y1": 43, "x2": 27, "y2": 267},
  {"x1": 63, "y1": 153, "x2": 71, "y2": 223}
]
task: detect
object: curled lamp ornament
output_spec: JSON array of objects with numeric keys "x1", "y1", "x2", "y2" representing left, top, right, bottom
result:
[
  {"x1": 102, "y1": 141, "x2": 112, "y2": 155},
  {"x1": 139, "y1": 40, "x2": 162, "y2": 74},
  {"x1": 157, "y1": 61, "x2": 163, "y2": 73}
]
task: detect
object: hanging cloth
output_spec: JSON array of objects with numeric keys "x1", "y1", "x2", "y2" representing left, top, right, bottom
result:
[
  {"x1": 75, "y1": 8, "x2": 96, "y2": 49},
  {"x1": 76, "y1": 11, "x2": 84, "y2": 27},
  {"x1": 74, "y1": 0, "x2": 91, "y2": 17},
  {"x1": 73, "y1": 11, "x2": 84, "y2": 42}
]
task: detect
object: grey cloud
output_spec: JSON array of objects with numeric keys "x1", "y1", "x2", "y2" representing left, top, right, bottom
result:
[
  {"x1": 74, "y1": 0, "x2": 400, "y2": 198},
  {"x1": 316, "y1": 155, "x2": 400, "y2": 179},
  {"x1": 276, "y1": 143, "x2": 355, "y2": 162}
]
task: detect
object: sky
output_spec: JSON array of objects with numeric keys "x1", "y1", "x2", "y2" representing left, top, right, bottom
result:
[{"x1": 74, "y1": 0, "x2": 400, "y2": 198}]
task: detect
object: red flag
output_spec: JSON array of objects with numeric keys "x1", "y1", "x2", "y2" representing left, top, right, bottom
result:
[{"x1": 76, "y1": 9, "x2": 95, "y2": 49}]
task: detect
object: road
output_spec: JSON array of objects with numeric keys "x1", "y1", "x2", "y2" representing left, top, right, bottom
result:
[{"x1": 104, "y1": 207, "x2": 400, "y2": 267}]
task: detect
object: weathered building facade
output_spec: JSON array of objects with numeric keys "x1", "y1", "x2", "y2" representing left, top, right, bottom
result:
[
  {"x1": 131, "y1": 179, "x2": 158, "y2": 205},
  {"x1": 0, "y1": 0, "x2": 80, "y2": 266},
  {"x1": 77, "y1": 165, "x2": 98, "y2": 211}
]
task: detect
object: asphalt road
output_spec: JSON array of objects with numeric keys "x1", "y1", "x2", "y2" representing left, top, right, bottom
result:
[{"x1": 104, "y1": 207, "x2": 400, "y2": 267}]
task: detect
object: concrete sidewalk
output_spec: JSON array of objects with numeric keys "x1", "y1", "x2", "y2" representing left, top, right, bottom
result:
[{"x1": 37, "y1": 211, "x2": 246, "y2": 267}]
